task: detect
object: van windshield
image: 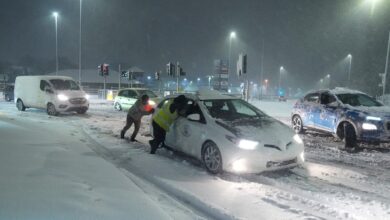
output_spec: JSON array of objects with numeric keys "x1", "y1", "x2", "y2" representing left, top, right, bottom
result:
[{"x1": 50, "y1": 79, "x2": 80, "y2": 90}]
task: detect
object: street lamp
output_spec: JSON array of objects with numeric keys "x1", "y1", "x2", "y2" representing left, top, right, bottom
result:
[
  {"x1": 79, "y1": 0, "x2": 82, "y2": 85},
  {"x1": 264, "y1": 79, "x2": 269, "y2": 95},
  {"x1": 52, "y1": 12, "x2": 59, "y2": 75},
  {"x1": 147, "y1": 76, "x2": 151, "y2": 80},
  {"x1": 347, "y1": 54, "x2": 352, "y2": 87},
  {"x1": 228, "y1": 31, "x2": 236, "y2": 77},
  {"x1": 279, "y1": 66, "x2": 284, "y2": 89}
]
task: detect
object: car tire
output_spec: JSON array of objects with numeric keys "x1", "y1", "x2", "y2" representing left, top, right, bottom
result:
[
  {"x1": 114, "y1": 102, "x2": 122, "y2": 111},
  {"x1": 16, "y1": 99, "x2": 26, "y2": 111},
  {"x1": 292, "y1": 115, "x2": 304, "y2": 134},
  {"x1": 47, "y1": 103, "x2": 58, "y2": 116},
  {"x1": 343, "y1": 122, "x2": 357, "y2": 149},
  {"x1": 202, "y1": 141, "x2": 223, "y2": 174}
]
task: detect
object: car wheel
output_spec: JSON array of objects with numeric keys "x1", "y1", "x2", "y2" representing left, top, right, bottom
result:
[
  {"x1": 114, "y1": 102, "x2": 122, "y2": 111},
  {"x1": 77, "y1": 109, "x2": 87, "y2": 114},
  {"x1": 16, "y1": 99, "x2": 26, "y2": 111},
  {"x1": 202, "y1": 141, "x2": 223, "y2": 174},
  {"x1": 343, "y1": 122, "x2": 357, "y2": 149},
  {"x1": 292, "y1": 115, "x2": 304, "y2": 134},
  {"x1": 47, "y1": 103, "x2": 58, "y2": 116}
]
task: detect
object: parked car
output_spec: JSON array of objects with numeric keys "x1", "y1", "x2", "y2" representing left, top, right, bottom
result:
[
  {"x1": 151, "y1": 90, "x2": 305, "y2": 174},
  {"x1": 14, "y1": 75, "x2": 89, "y2": 116},
  {"x1": 4, "y1": 85, "x2": 14, "y2": 101},
  {"x1": 292, "y1": 88, "x2": 389, "y2": 149},
  {"x1": 114, "y1": 88, "x2": 160, "y2": 111}
]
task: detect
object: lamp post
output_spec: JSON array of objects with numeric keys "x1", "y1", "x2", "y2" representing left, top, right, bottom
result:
[
  {"x1": 383, "y1": 31, "x2": 390, "y2": 97},
  {"x1": 347, "y1": 54, "x2": 352, "y2": 87},
  {"x1": 52, "y1": 12, "x2": 59, "y2": 75},
  {"x1": 228, "y1": 32, "x2": 236, "y2": 77},
  {"x1": 279, "y1": 66, "x2": 284, "y2": 89},
  {"x1": 79, "y1": 0, "x2": 82, "y2": 85}
]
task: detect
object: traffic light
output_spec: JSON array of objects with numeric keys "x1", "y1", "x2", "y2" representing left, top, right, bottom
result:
[
  {"x1": 121, "y1": 71, "x2": 129, "y2": 78},
  {"x1": 166, "y1": 62, "x2": 175, "y2": 77},
  {"x1": 242, "y1": 54, "x2": 247, "y2": 74},
  {"x1": 102, "y1": 64, "x2": 109, "y2": 76}
]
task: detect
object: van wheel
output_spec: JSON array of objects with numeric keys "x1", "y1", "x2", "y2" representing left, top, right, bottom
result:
[
  {"x1": 202, "y1": 141, "x2": 223, "y2": 174},
  {"x1": 16, "y1": 99, "x2": 26, "y2": 111},
  {"x1": 47, "y1": 103, "x2": 58, "y2": 116}
]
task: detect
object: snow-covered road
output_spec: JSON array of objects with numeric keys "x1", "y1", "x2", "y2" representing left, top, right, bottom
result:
[{"x1": 1, "y1": 99, "x2": 389, "y2": 220}]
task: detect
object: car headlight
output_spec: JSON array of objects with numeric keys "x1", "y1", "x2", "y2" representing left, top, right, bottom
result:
[
  {"x1": 362, "y1": 123, "x2": 377, "y2": 130},
  {"x1": 57, "y1": 94, "x2": 69, "y2": 101},
  {"x1": 238, "y1": 139, "x2": 258, "y2": 150},
  {"x1": 85, "y1": 94, "x2": 90, "y2": 100},
  {"x1": 293, "y1": 134, "x2": 303, "y2": 144},
  {"x1": 148, "y1": 100, "x2": 156, "y2": 106},
  {"x1": 366, "y1": 116, "x2": 381, "y2": 121}
]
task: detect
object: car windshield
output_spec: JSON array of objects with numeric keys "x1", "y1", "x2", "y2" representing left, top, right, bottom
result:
[
  {"x1": 49, "y1": 79, "x2": 80, "y2": 90},
  {"x1": 203, "y1": 99, "x2": 266, "y2": 121},
  {"x1": 336, "y1": 93, "x2": 382, "y2": 107},
  {"x1": 138, "y1": 90, "x2": 157, "y2": 98}
]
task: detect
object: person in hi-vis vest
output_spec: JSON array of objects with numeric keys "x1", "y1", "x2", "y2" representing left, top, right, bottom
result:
[{"x1": 149, "y1": 95, "x2": 188, "y2": 154}]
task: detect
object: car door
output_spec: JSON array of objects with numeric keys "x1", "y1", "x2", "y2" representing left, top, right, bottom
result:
[
  {"x1": 302, "y1": 93, "x2": 320, "y2": 127},
  {"x1": 316, "y1": 92, "x2": 338, "y2": 131},
  {"x1": 173, "y1": 101, "x2": 207, "y2": 158},
  {"x1": 126, "y1": 90, "x2": 138, "y2": 107}
]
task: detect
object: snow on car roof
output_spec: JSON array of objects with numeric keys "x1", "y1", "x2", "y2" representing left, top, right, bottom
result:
[
  {"x1": 330, "y1": 87, "x2": 365, "y2": 95},
  {"x1": 305, "y1": 87, "x2": 365, "y2": 96},
  {"x1": 165, "y1": 90, "x2": 239, "y2": 100}
]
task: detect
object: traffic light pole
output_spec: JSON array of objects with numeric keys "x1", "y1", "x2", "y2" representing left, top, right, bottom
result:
[
  {"x1": 118, "y1": 64, "x2": 121, "y2": 90},
  {"x1": 383, "y1": 31, "x2": 390, "y2": 97}
]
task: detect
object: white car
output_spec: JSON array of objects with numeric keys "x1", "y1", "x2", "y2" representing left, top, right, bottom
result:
[
  {"x1": 152, "y1": 90, "x2": 305, "y2": 174},
  {"x1": 114, "y1": 88, "x2": 160, "y2": 111}
]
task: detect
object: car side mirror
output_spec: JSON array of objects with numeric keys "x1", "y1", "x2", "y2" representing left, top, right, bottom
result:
[{"x1": 187, "y1": 113, "x2": 200, "y2": 121}]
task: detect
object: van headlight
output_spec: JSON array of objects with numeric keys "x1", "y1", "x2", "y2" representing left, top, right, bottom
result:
[
  {"x1": 293, "y1": 134, "x2": 303, "y2": 144},
  {"x1": 85, "y1": 94, "x2": 90, "y2": 100},
  {"x1": 57, "y1": 94, "x2": 69, "y2": 101},
  {"x1": 238, "y1": 139, "x2": 258, "y2": 150}
]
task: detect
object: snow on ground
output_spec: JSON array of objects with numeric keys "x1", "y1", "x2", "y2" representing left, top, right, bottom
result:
[{"x1": 1, "y1": 97, "x2": 390, "y2": 220}]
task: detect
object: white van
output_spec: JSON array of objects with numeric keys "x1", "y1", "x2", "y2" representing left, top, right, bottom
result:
[{"x1": 14, "y1": 75, "x2": 89, "y2": 116}]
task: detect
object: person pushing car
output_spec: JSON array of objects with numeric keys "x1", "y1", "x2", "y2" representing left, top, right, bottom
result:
[
  {"x1": 121, "y1": 94, "x2": 154, "y2": 142},
  {"x1": 149, "y1": 95, "x2": 188, "y2": 154}
]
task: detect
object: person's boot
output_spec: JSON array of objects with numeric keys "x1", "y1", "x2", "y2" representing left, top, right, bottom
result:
[{"x1": 120, "y1": 130, "x2": 125, "y2": 139}]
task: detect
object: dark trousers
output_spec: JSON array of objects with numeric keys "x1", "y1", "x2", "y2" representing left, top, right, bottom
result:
[
  {"x1": 149, "y1": 120, "x2": 166, "y2": 154},
  {"x1": 121, "y1": 115, "x2": 141, "y2": 140}
]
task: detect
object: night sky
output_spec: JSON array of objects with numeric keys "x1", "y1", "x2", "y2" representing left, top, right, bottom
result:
[{"x1": 0, "y1": 0, "x2": 389, "y2": 91}]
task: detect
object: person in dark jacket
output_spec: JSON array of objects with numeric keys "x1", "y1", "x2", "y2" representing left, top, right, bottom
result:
[
  {"x1": 149, "y1": 95, "x2": 188, "y2": 154},
  {"x1": 121, "y1": 94, "x2": 154, "y2": 141}
]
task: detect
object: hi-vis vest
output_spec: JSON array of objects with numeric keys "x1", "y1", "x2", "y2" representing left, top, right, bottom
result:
[{"x1": 153, "y1": 99, "x2": 178, "y2": 131}]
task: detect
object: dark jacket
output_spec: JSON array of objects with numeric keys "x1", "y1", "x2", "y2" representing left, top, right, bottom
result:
[{"x1": 128, "y1": 99, "x2": 153, "y2": 121}]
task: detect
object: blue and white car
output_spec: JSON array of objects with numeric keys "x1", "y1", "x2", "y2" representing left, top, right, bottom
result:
[{"x1": 292, "y1": 88, "x2": 390, "y2": 148}]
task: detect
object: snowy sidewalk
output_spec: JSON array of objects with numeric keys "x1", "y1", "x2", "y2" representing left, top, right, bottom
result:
[{"x1": 0, "y1": 110, "x2": 200, "y2": 220}]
